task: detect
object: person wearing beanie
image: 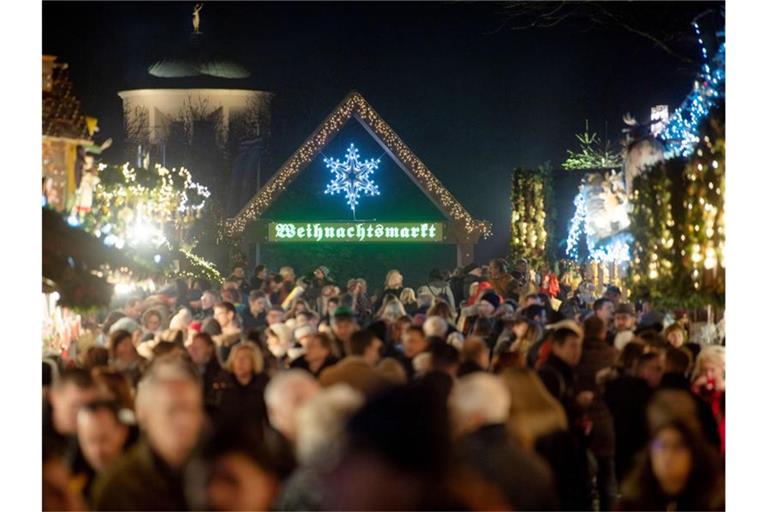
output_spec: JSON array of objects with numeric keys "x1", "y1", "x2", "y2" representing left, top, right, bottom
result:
[
  {"x1": 611, "y1": 302, "x2": 636, "y2": 350},
  {"x1": 328, "y1": 306, "x2": 358, "y2": 358},
  {"x1": 479, "y1": 291, "x2": 501, "y2": 312},
  {"x1": 304, "y1": 265, "x2": 334, "y2": 306},
  {"x1": 109, "y1": 317, "x2": 143, "y2": 348}
]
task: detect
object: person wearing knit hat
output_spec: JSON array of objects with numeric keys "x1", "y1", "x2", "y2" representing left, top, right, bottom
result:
[
  {"x1": 330, "y1": 306, "x2": 358, "y2": 358},
  {"x1": 479, "y1": 291, "x2": 501, "y2": 311},
  {"x1": 109, "y1": 317, "x2": 143, "y2": 348},
  {"x1": 294, "y1": 325, "x2": 317, "y2": 347}
]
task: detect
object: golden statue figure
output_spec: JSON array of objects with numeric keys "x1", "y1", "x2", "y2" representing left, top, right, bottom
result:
[{"x1": 192, "y1": 3, "x2": 203, "y2": 33}]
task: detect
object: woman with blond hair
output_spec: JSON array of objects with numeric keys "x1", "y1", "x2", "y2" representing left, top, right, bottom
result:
[
  {"x1": 399, "y1": 287, "x2": 419, "y2": 316},
  {"x1": 214, "y1": 341, "x2": 270, "y2": 429},
  {"x1": 500, "y1": 368, "x2": 590, "y2": 511},
  {"x1": 691, "y1": 345, "x2": 725, "y2": 453},
  {"x1": 377, "y1": 298, "x2": 407, "y2": 324},
  {"x1": 373, "y1": 269, "x2": 404, "y2": 313}
]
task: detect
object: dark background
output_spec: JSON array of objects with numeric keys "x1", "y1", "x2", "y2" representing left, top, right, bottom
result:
[{"x1": 43, "y1": 1, "x2": 719, "y2": 275}]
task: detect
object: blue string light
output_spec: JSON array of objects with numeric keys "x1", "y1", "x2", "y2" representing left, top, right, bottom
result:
[{"x1": 660, "y1": 30, "x2": 725, "y2": 159}]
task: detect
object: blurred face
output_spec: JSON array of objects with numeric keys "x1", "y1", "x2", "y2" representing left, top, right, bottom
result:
[
  {"x1": 525, "y1": 296, "x2": 542, "y2": 307},
  {"x1": 305, "y1": 336, "x2": 330, "y2": 364},
  {"x1": 614, "y1": 313, "x2": 635, "y2": 332},
  {"x1": 77, "y1": 409, "x2": 129, "y2": 473},
  {"x1": 596, "y1": 302, "x2": 615, "y2": 324},
  {"x1": 214, "y1": 307, "x2": 234, "y2": 329},
  {"x1": 650, "y1": 427, "x2": 692, "y2": 496},
  {"x1": 125, "y1": 300, "x2": 143, "y2": 320},
  {"x1": 512, "y1": 321, "x2": 529, "y2": 340},
  {"x1": 266, "y1": 333, "x2": 288, "y2": 358},
  {"x1": 403, "y1": 330, "x2": 428, "y2": 358},
  {"x1": 232, "y1": 349, "x2": 255, "y2": 381},
  {"x1": 187, "y1": 335, "x2": 214, "y2": 365},
  {"x1": 114, "y1": 336, "x2": 138, "y2": 363},
  {"x1": 266, "y1": 310, "x2": 284, "y2": 325},
  {"x1": 280, "y1": 269, "x2": 295, "y2": 282},
  {"x1": 551, "y1": 335, "x2": 582, "y2": 367},
  {"x1": 233, "y1": 267, "x2": 245, "y2": 279},
  {"x1": 314, "y1": 269, "x2": 325, "y2": 279},
  {"x1": 270, "y1": 280, "x2": 283, "y2": 292},
  {"x1": 388, "y1": 272, "x2": 403, "y2": 288},
  {"x1": 639, "y1": 357, "x2": 664, "y2": 388},
  {"x1": 698, "y1": 359, "x2": 725, "y2": 389},
  {"x1": 201, "y1": 292, "x2": 215, "y2": 310},
  {"x1": 667, "y1": 329, "x2": 685, "y2": 348},
  {"x1": 332, "y1": 318, "x2": 357, "y2": 342},
  {"x1": 294, "y1": 302, "x2": 307, "y2": 314},
  {"x1": 143, "y1": 380, "x2": 204, "y2": 468},
  {"x1": 364, "y1": 338, "x2": 384, "y2": 366},
  {"x1": 489, "y1": 262, "x2": 500, "y2": 278},
  {"x1": 477, "y1": 300, "x2": 495, "y2": 318},
  {"x1": 144, "y1": 313, "x2": 161, "y2": 333},
  {"x1": 206, "y1": 453, "x2": 280, "y2": 512},
  {"x1": 50, "y1": 383, "x2": 99, "y2": 436},
  {"x1": 249, "y1": 297, "x2": 267, "y2": 315}
]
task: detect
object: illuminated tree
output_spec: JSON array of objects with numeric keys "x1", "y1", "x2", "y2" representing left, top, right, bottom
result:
[
  {"x1": 562, "y1": 120, "x2": 623, "y2": 170},
  {"x1": 510, "y1": 167, "x2": 550, "y2": 268},
  {"x1": 76, "y1": 162, "x2": 222, "y2": 283}
]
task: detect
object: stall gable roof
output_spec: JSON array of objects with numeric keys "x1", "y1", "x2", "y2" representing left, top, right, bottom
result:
[{"x1": 226, "y1": 91, "x2": 490, "y2": 240}]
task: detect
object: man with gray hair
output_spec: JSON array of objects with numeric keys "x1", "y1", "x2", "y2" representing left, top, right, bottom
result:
[
  {"x1": 451, "y1": 373, "x2": 557, "y2": 511},
  {"x1": 275, "y1": 385, "x2": 364, "y2": 510},
  {"x1": 264, "y1": 370, "x2": 320, "y2": 444},
  {"x1": 91, "y1": 355, "x2": 206, "y2": 511}
]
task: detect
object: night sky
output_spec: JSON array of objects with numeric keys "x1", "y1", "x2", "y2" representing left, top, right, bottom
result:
[{"x1": 43, "y1": 1, "x2": 719, "y2": 262}]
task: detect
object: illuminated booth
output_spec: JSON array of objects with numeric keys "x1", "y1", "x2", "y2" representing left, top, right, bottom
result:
[{"x1": 224, "y1": 91, "x2": 491, "y2": 283}]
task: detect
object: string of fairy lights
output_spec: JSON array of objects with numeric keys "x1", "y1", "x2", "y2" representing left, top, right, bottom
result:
[
  {"x1": 225, "y1": 92, "x2": 491, "y2": 240},
  {"x1": 509, "y1": 169, "x2": 548, "y2": 267},
  {"x1": 660, "y1": 33, "x2": 724, "y2": 159}
]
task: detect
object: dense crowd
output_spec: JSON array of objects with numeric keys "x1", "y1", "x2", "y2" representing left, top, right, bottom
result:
[{"x1": 42, "y1": 258, "x2": 725, "y2": 511}]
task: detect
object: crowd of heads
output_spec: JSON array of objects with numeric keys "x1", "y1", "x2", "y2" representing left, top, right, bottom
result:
[{"x1": 43, "y1": 258, "x2": 725, "y2": 511}]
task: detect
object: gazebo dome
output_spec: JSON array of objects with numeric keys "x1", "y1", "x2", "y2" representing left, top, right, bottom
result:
[
  {"x1": 148, "y1": 57, "x2": 250, "y2": 79},
  {"x1": 147, "y1": 32, "x2": 250, "y2": 80}
]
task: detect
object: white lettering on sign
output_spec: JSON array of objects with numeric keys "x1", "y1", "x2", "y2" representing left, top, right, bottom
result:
[{"x1": 269, "y1": 222, "x2": 444, "y2": 243}]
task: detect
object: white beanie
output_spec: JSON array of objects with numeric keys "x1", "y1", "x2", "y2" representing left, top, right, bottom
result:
[
  {"x1": 267, "y1": 323, "x2": 294, "y2": 348},
  {"x1": 294, "y1": 325, "x2": 317, "y2": 344}
]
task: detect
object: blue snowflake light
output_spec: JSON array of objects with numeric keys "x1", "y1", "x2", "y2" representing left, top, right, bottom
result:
[{"x1": 324, "y1": 143, "x2": 381, "y2": 215}]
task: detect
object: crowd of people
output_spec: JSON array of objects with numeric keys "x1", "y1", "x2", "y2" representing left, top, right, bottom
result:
[{"x1": 42, "y1": 257, "x2": 726, "y2": 511}]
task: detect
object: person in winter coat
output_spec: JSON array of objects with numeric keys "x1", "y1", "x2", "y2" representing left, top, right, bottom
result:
[
  {"x1": 461, "y1": 263, "x2": 484, "y2": 304},
  {"x1": 213, "y1": 342, "x2": 271, "y2": 430},
  {"x1": 618, "y1": 408, "x2": 724, "y2": 511},
  {"x1": 373, "y1": 269, "x2": 405, "y2": 313},
  {"x1": 417, "y1": 268, "x2": 456, "y2": 313},
  {"x1": 536, "y1": 325, "x2": 593, "y2": 511},
  {"x1": 303, "y1": 266, "x2": 334, "y2": 306},
  {"x1": 574, "y1": 316, "x2": 619, "y2": 511}
]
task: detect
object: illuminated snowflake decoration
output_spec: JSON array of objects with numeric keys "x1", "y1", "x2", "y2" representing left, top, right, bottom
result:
[{"x1": 324, "y1": 143, "x2": 381, "y2": 215}]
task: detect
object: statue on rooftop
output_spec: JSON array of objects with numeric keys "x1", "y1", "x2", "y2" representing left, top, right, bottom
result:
[{"x1": 192, "y1": 3, "x2": 203, "y2": 33}]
